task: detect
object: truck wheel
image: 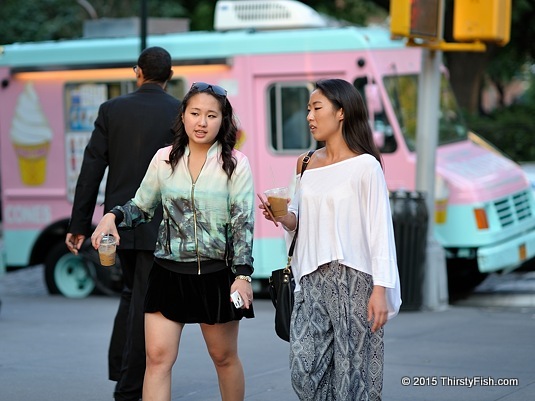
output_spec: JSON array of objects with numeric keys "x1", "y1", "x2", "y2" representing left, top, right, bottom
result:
[
  {"x1": 447, "y1": 258, "x2": 487, "y2": 301},
  {"x1": 44, "y1": 242, "x2": 96, "y2": 298}
]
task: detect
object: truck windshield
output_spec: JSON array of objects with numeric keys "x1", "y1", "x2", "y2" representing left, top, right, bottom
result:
[{"x1": 383, "y1": 74, "x2": 468, "y2": 151}]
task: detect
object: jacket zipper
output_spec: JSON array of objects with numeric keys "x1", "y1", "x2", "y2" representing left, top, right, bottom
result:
[{"x1": 188, "y1": 153, "x2": 207, "y2": 275}]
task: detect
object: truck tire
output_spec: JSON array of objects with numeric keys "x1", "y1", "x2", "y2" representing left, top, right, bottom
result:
[
  {"x1": 44, "y1": 242, "x2": 97, "y2": 298},
  {"x1": 447, "y1": 258, "x2": 487, "y2": 301}
]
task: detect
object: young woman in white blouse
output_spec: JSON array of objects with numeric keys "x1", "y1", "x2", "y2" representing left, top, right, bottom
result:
[{"x1": 260, "y1": 78, "x2": 401, "y2": 401}]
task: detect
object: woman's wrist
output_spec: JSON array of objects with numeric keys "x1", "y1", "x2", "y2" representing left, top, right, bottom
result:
[
  {"x1": 233, "y1": 264, "x2": 253, "y2": 276},
  {"x1": 281, "y1": 212, "x2": 297, "y2": 232},
  {"x1": 283, "y1": 225, "x2": 296, "y2": 233},
  {"x1": 107, "y1": 208, "x2": 123, "y2": 224}
]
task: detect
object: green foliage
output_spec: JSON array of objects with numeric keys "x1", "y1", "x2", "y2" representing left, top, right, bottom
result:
[
  {"x1": 508, "y1": 0, "x2": 535, "y2": 60},
  {"x1": 0, "y1": 0, "x2": 85, "y2": 43},
  {"x1": 149, "y1": 2, "x2": 187, "y2": 19},
  {"x1": 484, "y1": 0, "x2": 535, "y2": 104},
  {"x1": 476, "y1": 0, "x2": 535, "y2": 161},
  {"x1": 466, "y1": 102, "x2": 535, "y2": 162},
  {"x1": 0, "y1": 0, "x2": 190, "y2": 45},
  {"x1": 188, "y1": 1, "x2": 216, "y2": 31},
  {"x1": 304, "y1": 0, "x2": 386, "y2": 25},
  {"x1": 0, "y1": 0, "x2": 383, "y2": 45},
  {"x1": 522, "y1": 72, "x2": 535, "y2": 106}
]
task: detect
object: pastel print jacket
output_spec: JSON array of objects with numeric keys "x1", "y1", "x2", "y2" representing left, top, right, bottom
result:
[{"x1": 112, "y1": 142, "x2": 255, "y2": 274}]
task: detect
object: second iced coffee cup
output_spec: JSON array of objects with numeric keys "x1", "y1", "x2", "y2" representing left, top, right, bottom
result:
[
  {"x1": 264, "y1": 187, "x2": 289, "y2": 217},
  {"x1": 98, "y1": 234, "x2": 117, "y2": 266}
]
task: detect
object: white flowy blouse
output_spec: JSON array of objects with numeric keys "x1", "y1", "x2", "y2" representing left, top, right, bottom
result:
[{"x1": 286, "y1": 153, "x2": 402, "y2": 319}]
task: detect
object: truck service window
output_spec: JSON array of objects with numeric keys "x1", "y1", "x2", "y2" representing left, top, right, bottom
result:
[{"x1": 268, "y1": 83, "x2": 314, "y2": 153}]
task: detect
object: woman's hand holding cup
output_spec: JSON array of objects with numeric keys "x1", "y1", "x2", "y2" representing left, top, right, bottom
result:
[
  {"x1": 91, "y1": 212, "x2": 120, "y2": 250},
  {"x1": 258, "y1": 188, "x2": 297, "y2": 231}
]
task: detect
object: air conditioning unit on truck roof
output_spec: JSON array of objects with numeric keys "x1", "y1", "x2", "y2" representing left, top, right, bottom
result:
[{"x1": 214, "y1": 0, "x2": 330, "y2": 31}]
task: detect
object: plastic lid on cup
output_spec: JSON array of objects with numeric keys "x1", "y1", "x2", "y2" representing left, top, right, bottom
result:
[{"x1": 100, "y1": 234, "x2": 116, "y2": 245}]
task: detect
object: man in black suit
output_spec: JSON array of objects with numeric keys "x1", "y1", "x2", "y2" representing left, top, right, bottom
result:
[{"x1": 66, "y1": 46, "x2": 180, "y2": 401}]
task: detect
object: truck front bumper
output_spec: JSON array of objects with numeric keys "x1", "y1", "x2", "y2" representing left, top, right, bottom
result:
[{"x1": 478, "y1": 228, "x2": 535, "y2": 273}]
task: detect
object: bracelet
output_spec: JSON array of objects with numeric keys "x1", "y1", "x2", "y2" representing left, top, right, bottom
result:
[{"x1": 235, "y1": 275, "x2": 252, "y2": 283}]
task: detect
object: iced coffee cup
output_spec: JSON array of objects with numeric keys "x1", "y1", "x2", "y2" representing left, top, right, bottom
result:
[
  {"x1": 264, "y1": 187, "x2": 289, "y2": 217},
  {"x1": 98, "y1": 234, "x2": 117, "y2": 266}
]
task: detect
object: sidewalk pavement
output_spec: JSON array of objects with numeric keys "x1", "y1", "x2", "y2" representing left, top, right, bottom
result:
[{"x1": 1, "y1": 265, "x2": 534, "y2": 401}]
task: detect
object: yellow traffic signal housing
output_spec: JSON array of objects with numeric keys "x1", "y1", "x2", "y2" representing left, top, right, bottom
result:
[
  {"x1": 390, "y1": 0, "x2": 411, "y2": 37},
  {"x1": 453, "y1": 0, "x2": 511, "y2": 46},
  {"x1": 390, "y1": 0, "x2": 443, "y2": 41}
]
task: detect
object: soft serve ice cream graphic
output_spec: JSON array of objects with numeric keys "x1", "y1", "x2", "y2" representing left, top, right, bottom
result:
[{"x1": 10, "y1": 82, "x2": 53, "y2": 185}]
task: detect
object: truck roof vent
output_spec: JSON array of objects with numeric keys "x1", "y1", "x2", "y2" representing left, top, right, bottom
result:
[{"x1": 214, "y1": 0, "x2": 331, "y2": 31}]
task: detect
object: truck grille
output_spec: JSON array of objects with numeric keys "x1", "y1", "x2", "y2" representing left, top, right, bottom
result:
[{"x1": 494, "y1": 190, "x2": 533, "y2": 228}]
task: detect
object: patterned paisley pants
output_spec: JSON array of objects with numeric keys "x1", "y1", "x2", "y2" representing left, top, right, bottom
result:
[{"x1": 290, "y1": 261, "x2": 384, "y2": 401}]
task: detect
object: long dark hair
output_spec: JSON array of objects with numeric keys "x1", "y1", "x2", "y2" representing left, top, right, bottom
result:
[
  {"x1": 168, "y1": 85, "x2": 238, "y2": 178},
  {"x1": 315, "y1": 78, "x2": 383, "y2": 169}
]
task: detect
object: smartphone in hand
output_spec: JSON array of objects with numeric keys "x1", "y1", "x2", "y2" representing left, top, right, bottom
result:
[
  {"x1": 257, "y1": 193, "x2": 279, "y2": 227},
  {"x1": 231, "y1": 290, "x2": 244, "y2": 308}
]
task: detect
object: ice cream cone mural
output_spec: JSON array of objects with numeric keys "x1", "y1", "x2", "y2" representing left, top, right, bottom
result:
[{"x1": 10, "y1": 83, "x2": 53, "y2": 186}]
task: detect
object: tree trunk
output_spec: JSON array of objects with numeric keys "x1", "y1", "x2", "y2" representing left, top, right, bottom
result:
[{"x1": 444, "y1": 52, "x2": 490, "y2": 114}]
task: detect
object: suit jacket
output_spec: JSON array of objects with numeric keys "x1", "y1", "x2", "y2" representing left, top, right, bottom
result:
[{"x1": 68, "y1": 83, "x2": 181, "y2": 250}]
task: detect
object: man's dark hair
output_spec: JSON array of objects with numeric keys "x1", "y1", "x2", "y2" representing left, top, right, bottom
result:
[{"x1": 137, "y1": 46, "x2": 172, "y2": 83}]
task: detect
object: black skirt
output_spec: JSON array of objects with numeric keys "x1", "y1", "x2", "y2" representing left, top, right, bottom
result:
[{"x1": 145, "y1": 261, "x2": 254, "y2": 324}]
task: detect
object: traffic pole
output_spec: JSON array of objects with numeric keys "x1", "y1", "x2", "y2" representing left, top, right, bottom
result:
[{"x1": 415, "y1": 47, "x2": 449, "y2": 310}]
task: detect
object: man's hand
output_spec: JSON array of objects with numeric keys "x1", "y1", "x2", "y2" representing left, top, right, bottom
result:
[{"x1": 65, "y1": 233, "x2": 85, "y2": 255}]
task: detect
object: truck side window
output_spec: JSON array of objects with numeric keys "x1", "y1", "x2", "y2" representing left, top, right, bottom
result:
[
  {"x1": 383, "y1": 74, "x2": 468, "y2": 152},
  {"x1": 268, "y1": 83, "x2": 314, "y2": 152},
  {"x1": 354, "y1": 77, "x2": 397, "y2": 154}
]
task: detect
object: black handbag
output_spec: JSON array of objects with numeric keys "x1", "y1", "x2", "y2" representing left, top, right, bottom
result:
[
  {"x1": 269, "y1": 150, "x2": 314, "y2": 342},
  {"x1": 269, "y1": 264, "x2": 294, "y2": 342}
]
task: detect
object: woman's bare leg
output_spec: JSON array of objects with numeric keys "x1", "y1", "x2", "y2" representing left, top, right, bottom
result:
[
  {"x1": 201, "y1": 321, "x2": 244, "y2": 401},
  {"x1": 143, "y1": 312, "x2": 183, "y2": 401}
]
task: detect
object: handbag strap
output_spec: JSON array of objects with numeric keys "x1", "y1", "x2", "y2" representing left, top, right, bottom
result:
[{"x1": 288, "y1": 149, "x2": 315, "y2": 259}]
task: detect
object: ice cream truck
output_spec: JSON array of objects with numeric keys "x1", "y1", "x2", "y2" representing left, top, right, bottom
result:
[{"x1": 1, "y1": 0, "x2": 535, "y2": 298}]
